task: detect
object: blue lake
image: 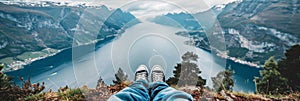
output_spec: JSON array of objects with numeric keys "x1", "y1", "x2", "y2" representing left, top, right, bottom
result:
[{"x1": 6, "y1": 22, "x2": 260, "y2": 93}]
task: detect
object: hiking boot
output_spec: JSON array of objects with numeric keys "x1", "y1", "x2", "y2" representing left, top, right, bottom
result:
[
  {"x1": 134, "y1": 65, "x2": 149, "y2": 81},
  {"x1": 151, "y1": 65, "x2": 165, "y2": 82}
]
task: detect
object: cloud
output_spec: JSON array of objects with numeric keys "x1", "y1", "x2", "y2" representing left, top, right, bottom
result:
[
  {"x1": 7, "y1": 0, "x2": 238, "y2": 18},
  {"x1": 119, "y1": 1, "x2": 185, "y2": 19},
  {"x1": 98, "y1": 0, "x2": 237, "y2": 18}
]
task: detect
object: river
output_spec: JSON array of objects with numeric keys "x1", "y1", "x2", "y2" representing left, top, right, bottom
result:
[{"x1": 6, "y1": 22, "x2": 260, "y2": 93}]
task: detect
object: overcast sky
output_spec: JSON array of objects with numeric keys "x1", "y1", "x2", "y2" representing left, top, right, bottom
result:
[
  {"x1": 102, "y1": 0, "x2": 239, "y2": 19},
  {"x1": 9, "y1": 0, "x2": 238, "y2": 18}
]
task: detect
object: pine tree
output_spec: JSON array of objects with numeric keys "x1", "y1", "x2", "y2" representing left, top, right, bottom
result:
[
  {"x1": 0, "y1": 64, "x2": 11, "y2": 90},
  {"x1": 0, "y1": 64, "x2": 16, "y2": 100},
  {"x1": 112, "y1": 68, "x2": 128, "y2": 85},
  {"x1": 278, "y1": 45, "x2": 300, "y2": 92},
  {"x1": 167, "y1": 52, "x2": 206, "y2": 87},
  {"x1": 211, "y1": 66, "x2": 235, "y2": 92},
  {"x1": 166, "y1": 64, "x2": 181, "y2": 85},
  {"x1": 254, "y1": 57, "x2": 289, "y2": 95},
  {"x1": 96, "y1": 76, "x2": 105, "y2": 89}
]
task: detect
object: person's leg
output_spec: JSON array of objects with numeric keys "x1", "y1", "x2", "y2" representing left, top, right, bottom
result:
[
  {"x1": 149, "y1": 65, "x2": 194, "y2": 101},
  {"x1": 108, "y1": 80, "x2": 150, "y2": 101},
  {"x1": 108, "y1": 65, "x2": 150, "y2": 101},
  {"x1": 150, "y1": 82, "x2": 193, "y2": 101}
]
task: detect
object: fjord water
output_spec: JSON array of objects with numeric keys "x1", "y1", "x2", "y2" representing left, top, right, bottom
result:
[{"x1": 6, "y1": 22, "x2": 260, "y2": 92}]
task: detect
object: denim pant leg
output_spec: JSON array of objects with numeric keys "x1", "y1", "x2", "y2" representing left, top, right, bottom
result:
[
  {"x1": 107, "y1": 80, "x2": 150, "y2": 101},
  {"x1": 150, "y1": 82, "x2": 194, "y2": 101}
]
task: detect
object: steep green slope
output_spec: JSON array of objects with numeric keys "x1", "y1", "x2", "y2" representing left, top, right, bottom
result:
[
  {"x1": 151, "y1": 0, "x2": 300, "y2": 64},
  {"x1": 0, "y1": 2, "x2": 139, "y2": 68}
]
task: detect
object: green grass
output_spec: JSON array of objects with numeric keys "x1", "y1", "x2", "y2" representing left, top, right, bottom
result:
[
  {"x1": 23, "y1": 48, "x2": 58, "y2": 60},
  {"x1": 16, "y1": 48, "x2": 59, "y2": 60},
  {"x1": 25, "y1": 93, "x2": 45, "y2": 101},
  {"x1": 0, "y1": 48, "x2": 59, "y2": 67},
  {"x1": 58, "y1": 88, "x2": 85, "y2": 100},
  {"x1": 252, "y1": 50, "x2": 283, "y2": 64},
  {"x1": 0, "y1": 57, "x2": 15, "y2": 65},
  {"x1": 228, "y1": 47, "x2": 249, "y2": 58},
  {"x1": 266, "y1": 94, "x2": 287, "y2": 99},
  {"x1": 16, "y1": 52, "x2": 47, "y2": 60}
]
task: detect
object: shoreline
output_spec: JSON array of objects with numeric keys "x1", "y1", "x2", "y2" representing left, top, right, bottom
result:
[
  {"x1": 214, "y1": 49, "x2": 261, "y2": 68},
  {"x1": 2, "y1": 35, "x2": 117, "y2": 73},
  {"x1": 199, "y1": 46, "x2": 261, "y2": 68},
  {"x1": 217, "y1": 52, "x2": 261, "y2": 68},
  {"x1": 3, "y1": 32, "x2": 261, "y2": 73},
  {"x1": 2, "y1": 49, "x2": 64, "y2": 73}
]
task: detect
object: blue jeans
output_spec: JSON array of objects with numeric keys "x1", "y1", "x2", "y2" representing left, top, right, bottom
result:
[{"x1": 108, "y1": 80, "x2": 194, "y2": 101}]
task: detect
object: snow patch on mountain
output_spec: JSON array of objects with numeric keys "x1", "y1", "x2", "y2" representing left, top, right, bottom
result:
[
  {"x1": 213, "y1": 4, "x2": 226, "y2": 11},
  {"x1": 0, "y1": 41, "x2": 8, "y2": 49},
  {"x1": 38, "y1": 20, "x2": 60, "y2": 28},
  {"x1": 257, "y1": 26, "x2": 300, "y2": 46},
  {"x1": 1, "y1": 0, "x2": 104, "y2": 8},
  {"x1": 0, "y1": 13, "x2": 18, "y2": 22},
  {"x1": 228, "y1": 28, "x2": 275, "y2": 53}
]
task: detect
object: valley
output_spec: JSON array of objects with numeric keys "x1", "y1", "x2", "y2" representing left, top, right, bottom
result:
[{"x1": 0, "y1": 1, "x2": 139, "y2": 72}]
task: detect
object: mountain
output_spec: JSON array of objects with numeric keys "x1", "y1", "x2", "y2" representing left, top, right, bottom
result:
[
  {"x1": 0, "y1": 1, "x2": 139, "y2": 70},
  {"x1": 150, "y1": 12, "x2": 202, "y2": 30},
  {"x1": 218, "y1": 0, "x2": 300, "y2": 64},
  {"x1": 151, "y1": 0, "x2": 300, "y2": 65},
  {"x1": 219, "y1": 0, "x2": 300, "y2": 37}
]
